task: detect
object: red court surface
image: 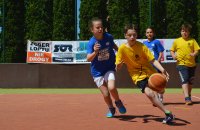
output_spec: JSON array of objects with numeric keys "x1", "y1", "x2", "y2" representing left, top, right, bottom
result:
[{"x1": 0, "y1": 94, "x2": 199, "y2": 130}]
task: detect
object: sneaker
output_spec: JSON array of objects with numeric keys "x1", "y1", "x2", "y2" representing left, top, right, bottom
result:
[
  {"x1": 106, "y1": 107, "x2": 116, "y2": 118},
  {"x1": 115, "y1": 100, "x2": 126, "y2": 114},
  {"x1": 162, "y1": 114, "x2": 175, "y2": 124},
  {"x1": 185, "y1": 97, "x2": 193, "y2": 105}
]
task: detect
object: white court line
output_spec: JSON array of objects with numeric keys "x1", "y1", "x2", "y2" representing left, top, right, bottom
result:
[{"x1": 192, "y1": 96, "x2": 200, "y2": 100}]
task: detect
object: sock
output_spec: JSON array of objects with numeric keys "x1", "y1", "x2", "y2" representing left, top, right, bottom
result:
[
  {"x1": 185, "y1": 97, "x2": 191, "y2": 100},
  {"x1": 165, "y1": 111, "x2": 171, "y2": 116}
]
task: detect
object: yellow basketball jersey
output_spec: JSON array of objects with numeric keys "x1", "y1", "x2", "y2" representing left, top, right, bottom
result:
[
  {"x1": 116, "y1": 41, "x2": 156, "y2": 84},
  {"x1": 170, "y1": 37, "x2": 200, "y2": 67}
]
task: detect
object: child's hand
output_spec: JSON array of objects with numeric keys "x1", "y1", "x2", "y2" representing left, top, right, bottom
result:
[
  {"x1": 172, "y1": 55, "x2": 177, "y2": 60},
  {"x1": 115, "y1": 61, "x2": 123, "y2": 71},
  {"x1": 189, "y1": 53, "x2": 196, "y2": 57},
  {"x1": 94, "y1": 42, "x2": 101, "y2": 53},
  {"x1": 162, "y1": 70, "x2": 169, "y2": 81}
]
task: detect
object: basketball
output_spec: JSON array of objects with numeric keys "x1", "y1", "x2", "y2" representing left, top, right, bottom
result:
[{"x1": 148, "y1": 73, "x2": 167, "y2": 94}]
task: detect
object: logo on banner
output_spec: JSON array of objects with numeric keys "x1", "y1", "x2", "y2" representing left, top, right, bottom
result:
[
  {"x1": 52, "y1": 42, "x2": 75, "y2": 62},
  {"x1": 27, "y1": 41, "x2": 52, "y2": 63}
]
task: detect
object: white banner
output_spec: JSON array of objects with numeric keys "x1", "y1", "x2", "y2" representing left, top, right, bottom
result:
[{"x1": 27, "y1": 39, "x2": 176, "y2": 64}]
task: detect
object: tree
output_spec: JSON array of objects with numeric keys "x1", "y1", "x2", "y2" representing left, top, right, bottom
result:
[
  {"x1": 197, "y1": 0, "x2": 200, "y2": 43},
  {"x1": 138, "y1": 0, "x2": 149, "y2": 38},
  {"x1": 165, "y1": 0, "x2": 185, "y2": 38},
  {"x1": 196, "y1": 0, "x2": 200, "y2": 62},
  {"x1": 79, "y1": 0, "x2": 108, "y2": 40},
  {"x1": 0, "y1": 0, "x2": 25, "y2": 63},
  {"x1": 53, "y1": 0, "x2": 75, "y2": 40},
  {"x1": 151, "y1": 0, "x2": 166, "y2": 38},
  {"x1": 183, "y1": 0, "x2": 197, "y2": 39},
  {"x1": 108, "y1": 0, "x2": 139, "y2": 38},
  {"x1": 25, "y1": 0, "x2": 53, "y2": 41}
]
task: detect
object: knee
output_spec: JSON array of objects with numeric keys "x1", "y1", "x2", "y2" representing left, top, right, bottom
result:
[
  {"x1": 145, "y1": 87, "x2": 155, "y2": 98},
  {"x1": 102, "y1": 90, "x2": 110, "y2": 98},
  {"x1": 108, "y1": 85, "x2": 115, "y2": 91}
]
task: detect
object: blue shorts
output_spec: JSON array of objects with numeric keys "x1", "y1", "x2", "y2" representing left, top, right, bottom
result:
[
  {"x1": 136, "y1": 78, "x2": 148, "y2": 93},
  {"x1": 176, "y1": 65, "x2": 196, "y2": 85}
]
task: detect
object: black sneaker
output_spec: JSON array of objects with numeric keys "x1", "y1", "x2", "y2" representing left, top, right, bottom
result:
[
  {"x1": 185, "y1": 97, "x2": 193, "y2": 105},
  {"x1": 162, "y1": 114, "x2": 175, "y2": 124},
  {"x1": 115, "y1": 100, "x2": 126, "y2": 114}
]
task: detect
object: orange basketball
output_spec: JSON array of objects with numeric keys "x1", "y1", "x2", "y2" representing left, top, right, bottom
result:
[{"x1": 148, "y1": 73, "x2": 167, "y2": 94}]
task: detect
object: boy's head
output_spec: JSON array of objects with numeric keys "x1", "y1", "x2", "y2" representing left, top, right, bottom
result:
[
  {"x1": 181, "y1": 23, "x2": 192, "y2": 39},
  {"x1": 89, "y1": 18, "x2": 103, "y2": 37},
  {"x1": 124, "y1": 24, "x2": 138, "y2": 45}
]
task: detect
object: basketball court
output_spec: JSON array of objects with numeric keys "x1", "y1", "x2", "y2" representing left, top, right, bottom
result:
[{"x1": 0, "y1": 93, "x2": 199, "y2": 130}]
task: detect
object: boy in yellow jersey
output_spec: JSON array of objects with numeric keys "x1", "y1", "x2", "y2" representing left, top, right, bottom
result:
[
  {"x1": 170, "y1": 23, "x2": 200, "y2": 105},
  {"x1": 115, "y1": 24, "x2": 175, "y2": 124}
]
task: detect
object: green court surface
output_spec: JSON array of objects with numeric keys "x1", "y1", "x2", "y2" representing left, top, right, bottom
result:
[{"x1": 0, "y1": 88, "x2": 200, "y2": 94}]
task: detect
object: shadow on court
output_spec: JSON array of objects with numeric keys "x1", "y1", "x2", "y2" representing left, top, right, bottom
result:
[
  {"x1": 115, "y1": 114, "x2": 191, "y2": 126},
  {"x1": 164, "y1": 101, "x2": 200, "y2": 106}
]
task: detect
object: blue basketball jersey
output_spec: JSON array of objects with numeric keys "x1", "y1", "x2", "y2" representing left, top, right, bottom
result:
[
  {"x1": 143, "y1": 39, "x2": 164, "y2": 60},
  {"x1": 87, "y1": 33, "x2": 116, "y2": 77}
]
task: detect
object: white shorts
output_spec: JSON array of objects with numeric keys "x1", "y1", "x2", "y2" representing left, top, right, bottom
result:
[{"x1": 93, "y1": 71, "x2": 115, "y2": 88}]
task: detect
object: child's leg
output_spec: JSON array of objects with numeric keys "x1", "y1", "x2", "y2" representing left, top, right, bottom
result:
[
  {"x1": 107, "y1": 80, "x2": 120, "y2": 101},
  {"x1": 104, "y1": 71, "x2": 120, "y2": 101},
  {"x1": 137, "y1": 78, "x2": 174, "y2": 124},
  {"x1": 144, "y1": 87, "x2": 168, "y2": 113},
  {"x1": 105, "y1": 71, "x2": 126, "y2": 114},
  {"x1": 189, "y1": 84, "x2": 192, "y2": 97},
  {"x1": 99, "y1": 83, "x2": 114, "y2": 108},
  {"x1": 182, "y1": 83, "x2": 190, "y2": 98},
  {"x1": 94, "y1": 76, "x2": 114, "y2": 108}
]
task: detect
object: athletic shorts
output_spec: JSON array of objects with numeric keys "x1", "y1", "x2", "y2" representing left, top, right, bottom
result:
[
  {"x1": 136, "y1": 78, "x2": 148, "y2": 93},
  {"x1": 176, "y1": 65, "x2": 196, "y2": 85},
  {"x1": 93, "y1": 71, "x2": 115, "y2": 88}
]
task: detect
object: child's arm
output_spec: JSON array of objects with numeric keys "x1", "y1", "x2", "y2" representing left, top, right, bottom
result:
[
  {"x1": 87, "y1": 43, "x2": 101, "y2": 62},
  {"x1": 113, "y1": 43, "x2": 118, "y2": 51},
  {"x1": 158, "y1": 52, "x2": 163, "y2": 62},
  {"x1": 170, "y1": 50, "x2": 177, "y2": 60},
  {"x1": 189, "y1": 50, "x2": 199, "y2": 57},
  {"x1": 115, "y1": 61, "x2": 123, "y2": 71},
  {"x1": 151, "y1": 59, "x2": 169, "y2": 80}
]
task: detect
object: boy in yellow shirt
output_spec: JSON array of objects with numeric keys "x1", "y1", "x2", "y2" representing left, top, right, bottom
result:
[
  {"x1": 115, "y1": 24, "x2": 175, "y2": 124},
  {"x1": 170, "y1": 23, "x2": 200, "y2": 105}
]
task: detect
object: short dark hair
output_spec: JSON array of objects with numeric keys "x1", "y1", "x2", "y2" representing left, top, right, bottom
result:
[
  {"x1": 124, "y1": 24, "x2": 138, "y2": 34},
  {"x1": 181, "y1": 23, "x2": 192, "y2": 32},
  {"x1": 89, "y1": 17, "x2": 103, "y2": 29}
]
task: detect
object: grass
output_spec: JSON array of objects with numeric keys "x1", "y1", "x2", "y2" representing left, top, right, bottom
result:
[{"x1": 0, "y1": 88, "x2": 200, "y2": 94}]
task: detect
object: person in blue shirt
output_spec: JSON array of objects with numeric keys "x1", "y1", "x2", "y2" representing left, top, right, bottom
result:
[
  {"x1": 143, "y1": 26, "x2": 165, "y2": 103},
  {"x1": 87, "y1": 18, "x2": 126, "y2": 118}
]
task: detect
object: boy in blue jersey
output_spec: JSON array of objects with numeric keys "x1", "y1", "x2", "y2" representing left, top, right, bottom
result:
[
  {"x1": 87, "y1": 18, "x2": 126, "y2": 118},
  {"x1": 143, "y1": 26, "x2": 165, "y2": 103}
]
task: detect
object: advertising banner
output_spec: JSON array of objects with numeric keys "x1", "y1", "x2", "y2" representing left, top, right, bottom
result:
[
  {"x1": 27, "y1": 39, "x2": 176, "y2": 64},
  {"x1": 27, "y1": 40, "x2": 52, "y2": 63}
]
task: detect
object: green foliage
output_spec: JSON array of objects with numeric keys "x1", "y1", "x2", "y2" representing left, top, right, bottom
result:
[
  {"x1": 138, "y1": 0, "x2": 149, "y2": 38},
  {"x1": 165, "y1": 0, "x2": 185, "y2": 38},
  {"x1": 53, "y1": 0, "x2": 75, "y2": 40},
  {"x1": 108, "y1": 0, "x2": 139, "y2": 38},
  {"x1": 79, "y1": 0, "x2": 108, "y2": 40},
  {"x1": 0, "y1": 1, "x2": 25, "y2": 63},
  {"x1": 0, "y1": 0, "x2": 200, "y2": 63},
  {"x1": 196, "y1": 0, "x2": 200, "y2": 43},
  {"x1": 25, "y1": 0, "x2": 53, "y2": 41},
  {"x1": 151, "y1": 0, "x2": 166, "y2": 38}
]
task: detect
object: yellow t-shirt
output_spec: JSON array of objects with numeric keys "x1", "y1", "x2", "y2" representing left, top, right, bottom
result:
[
  {"x1": 170, "y1": 37, "x2": 200, "y2": 67},
  {"x1": 116, "y1": 41, "x2": 156, "y2": 84}
]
